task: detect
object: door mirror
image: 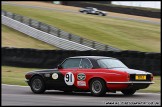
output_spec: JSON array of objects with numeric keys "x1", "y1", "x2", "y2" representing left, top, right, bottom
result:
[{"x1": 57, "y1": 64, "x2": 62, "y2": 69}]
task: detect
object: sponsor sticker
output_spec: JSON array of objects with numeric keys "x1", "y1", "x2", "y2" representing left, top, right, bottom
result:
[
  {"x1": 77, "y1": 73, "x2": 86, "y2": 81},
  {"x1": 77, "y1": 81, "x2": 86, "y2": 86},
  {"x1": 52, "y1": 73, "x2": 58, "y2": 79},
  {"x1": 64, "y1": 72, "x2": 75, "y2": 86}
]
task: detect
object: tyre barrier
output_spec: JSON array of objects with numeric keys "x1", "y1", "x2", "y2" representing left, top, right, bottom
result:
[{"x1": 1, "y1": 47, "x2": 161, "y2": 75}]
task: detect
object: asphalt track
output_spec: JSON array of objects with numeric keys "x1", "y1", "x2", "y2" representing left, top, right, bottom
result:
[
  {"x1": 2, "y1": 84, "x2": 161, "y2": 106},
  {"x1": 2, "y1": 2, "x2": 160, "y2": 25}
]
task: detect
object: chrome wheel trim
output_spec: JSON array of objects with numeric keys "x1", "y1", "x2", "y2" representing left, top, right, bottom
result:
[
  {"x1": 32, "y1": 79, "x2": 42, "y2": 91},
  {"x1": 92, "y1": 80, "x2": 102, "y2": 93}
]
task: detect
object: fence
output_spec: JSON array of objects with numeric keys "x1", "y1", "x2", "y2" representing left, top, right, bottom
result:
[
  {"x1": 2, "y1": 10, "x2": 120, "y2": 52},
  {"x1": 2, "y1": 15, "x2": 96, "y2": 51},
  {"x1": 2, "y1": 47, "x2": 161, "y2": 75}
]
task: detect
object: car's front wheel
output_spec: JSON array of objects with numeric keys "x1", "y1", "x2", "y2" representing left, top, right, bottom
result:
[
  {"x1": 90, "y1": 79, "x2": 106, "y2": 96},
  {"x1": 121, "y1": 89, "x2": 136, "y2": 96},
  {"x1": 30, "y1": 76, "x2": 46, "y2": 94}
]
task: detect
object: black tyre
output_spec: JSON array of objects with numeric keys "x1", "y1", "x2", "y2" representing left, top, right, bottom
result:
[
  {"x1": 90, "y1": 79, "x2": 106, "y2": 96},
  {"x1": 121, "y1": 89, "x2": 136, "y2": 96},
  {"x1": 30, "y1": 76, "x2": 46, "y2": 94}
]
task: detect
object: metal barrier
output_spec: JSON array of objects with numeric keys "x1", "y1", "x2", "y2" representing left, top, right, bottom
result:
[
  {"x1": 2, "y1": 10, "x2": 121, "y2": 51},
  {"x1": 2, "y1": 15, "x2": 96, "y2": 51}
]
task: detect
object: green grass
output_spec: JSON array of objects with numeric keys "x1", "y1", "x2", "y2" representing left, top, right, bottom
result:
[
  {"x1": 2, "y1": 66, "x2": 41, "y2": 86},
  {"x1": 2, "y1": 5, "x2": 160, "y2": 52},
  {"x1": 137, "y1": 76, "x2": 160, "y2": 93},
  {"x1": 1, "y1": 66, "x2": 160, "y2": 93},
  {"x1": 2, "y1": 24, "x2": 58, "y2": 50}
]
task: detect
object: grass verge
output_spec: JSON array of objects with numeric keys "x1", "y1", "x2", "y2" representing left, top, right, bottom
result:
[
  {"x1": 137, "y1": 76, "x2": 160, "y2": 93},
  {"x1": 1, "y1": 66, "x2": 160, "y2": 93},
  {"x1": 2, "y1": 4, "x2": 160, "y2": 52},
  {"x1": 2, "y1": 24, "x2": 58, "y2": 50},
  {"x1": 2, "y1": 66, "x2": 42, "y2": 86}
]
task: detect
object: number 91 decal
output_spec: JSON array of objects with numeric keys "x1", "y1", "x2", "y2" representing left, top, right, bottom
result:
[{"x1": 64, "y1": 72, "x2": 74, "y2": 86}]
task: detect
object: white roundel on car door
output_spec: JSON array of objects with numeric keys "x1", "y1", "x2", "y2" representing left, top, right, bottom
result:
[
  {"x1": 64, "y1": 72, "x2": 75, "y2": 85},
  {"x1": 52, "y1": 73, "x2": 58, "y2": 79}
]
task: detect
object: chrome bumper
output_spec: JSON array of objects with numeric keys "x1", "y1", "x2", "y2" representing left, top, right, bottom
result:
[
  {"x1": 107, "y1": 81, "x2": 155, "y2": 84},
  {"x1": 25, "y1": 79, "x2": 29, "y2": 83}
]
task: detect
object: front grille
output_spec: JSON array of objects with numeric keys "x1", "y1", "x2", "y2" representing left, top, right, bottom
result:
[{"x1": 130, "y1": 74, "x2": 151, "y2": 81}]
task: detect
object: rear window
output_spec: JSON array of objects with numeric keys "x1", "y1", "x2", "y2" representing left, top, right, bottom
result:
[{"x1": 97, "y1": 58, "x2": 128, "y2": 69}]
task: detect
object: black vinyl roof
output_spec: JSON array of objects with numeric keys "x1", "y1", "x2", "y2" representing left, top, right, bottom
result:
[{"x1": 65, "y1": 56, "x2": 118, "y2": 69}]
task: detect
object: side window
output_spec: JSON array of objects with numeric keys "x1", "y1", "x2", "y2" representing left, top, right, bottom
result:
[
  {"x1": 80, "y1": 58, "x2": 92, "y2": 69},
  {"x1": 86, "y1": 7, "x2": 92, "y2": 10},
  {"x1": 61, "y1": 58, "x2": 81, "y2": 69}
]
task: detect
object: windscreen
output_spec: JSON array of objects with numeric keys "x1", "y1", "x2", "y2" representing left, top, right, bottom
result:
[{"x1": 93, "y1": 8, "x2": 98, "y2": 11}]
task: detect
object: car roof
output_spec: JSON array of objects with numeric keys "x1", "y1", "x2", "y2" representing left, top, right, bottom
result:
[
  {"x1": 86, "y1": 7, "x2": 93, "y2": 8},
  {"x1": 85, "y1": 7, "x2": 96, "y2": 9},
  {"x1": 69, "y1": 56, "x2": 115, "y2": 60}
]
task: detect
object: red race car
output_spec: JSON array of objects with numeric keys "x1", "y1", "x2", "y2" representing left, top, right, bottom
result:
[{"x1": 25, "y1": 56, "x2": 154, "y2": 96}]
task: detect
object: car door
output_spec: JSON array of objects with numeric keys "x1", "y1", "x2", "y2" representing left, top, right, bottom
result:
[
  {"x1": 91, "y1": 8, "x2": 96, "y2": 14},
  {"x1": 86, "y1": 7, "x2": 92, "y2": 13},
  {"x1": 75, "y1": 58, "x2": 93, "y2": 89},
  {"x1": 58, "y1": 58, "x2": 81, "y2": 87},
  {"x1": 89, "y1": 8, "x2": 94, "y2": 13}
]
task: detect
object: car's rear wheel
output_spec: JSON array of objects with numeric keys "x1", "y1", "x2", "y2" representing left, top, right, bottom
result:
[
  {"x1": 30, "y1": 76, "x2": 46, "y2": 94},
  {"x1": 90, "y1": 79, "x2": 106, "y2": 96},
  {"x1": 121, "y1": 89, "x2": 136, "y2": 96}
]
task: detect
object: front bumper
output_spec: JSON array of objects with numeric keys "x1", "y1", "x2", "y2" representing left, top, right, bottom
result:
[
  {"x1": 25, "y1": 79, "x2": 29, "y2": 82},
  {"x1": 25, "y1": 79, "x2": 30, "y2": 85}
]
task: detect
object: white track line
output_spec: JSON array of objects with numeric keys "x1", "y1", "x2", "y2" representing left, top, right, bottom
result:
[{"x1": 2, "y1": 84, "x2": 29, "y2": 87}]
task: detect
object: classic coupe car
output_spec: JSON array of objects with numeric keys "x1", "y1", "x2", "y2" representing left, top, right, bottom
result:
[
  {"x1": 25, "y1": 56, "x2": 154, "y2": 96},
  {"x1": 79, "y1": 7, "x2": 107, "y2": 16}
]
